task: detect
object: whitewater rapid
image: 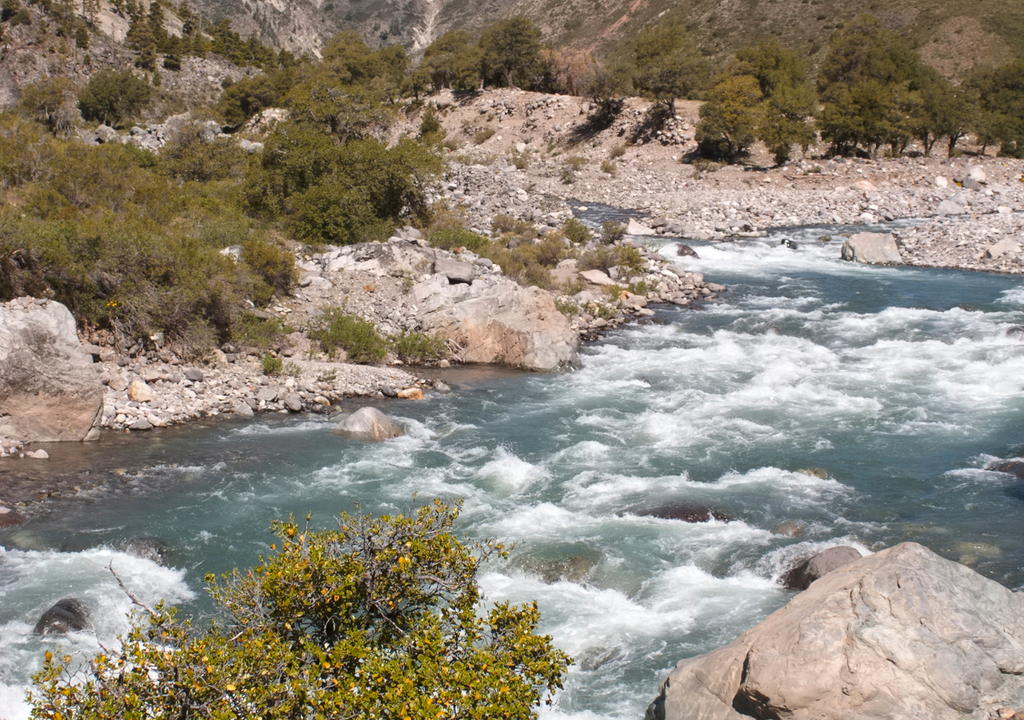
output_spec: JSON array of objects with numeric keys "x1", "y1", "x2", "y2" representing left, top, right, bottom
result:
[{"x1": 2, "y1": 223, "x2": 1023, "y2": 720}]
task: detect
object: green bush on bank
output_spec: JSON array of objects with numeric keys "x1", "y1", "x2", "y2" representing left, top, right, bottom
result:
[
  {"x1": 308, "y1": 307, "x2": 389, "y2": 363},
  {"x1": 30, "y1": 501, "x2": 570, "y2": 720}
]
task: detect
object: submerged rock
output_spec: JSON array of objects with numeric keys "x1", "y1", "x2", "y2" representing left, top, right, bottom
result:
[
  {"x1": 515, "y1": 554, "x2": 598, "y2": 584},
  {"x1": 630, "y1": 504, "x2": 732, "y2": 523},
  {"x1": 988, "y1": 458, "x2": 1024, "y2": 479},
  {"x1": 334, "y1": 407, "x2": 403, "y2": 441},
  {"x1": 840, "y1": 232, "x2": 903, "y2": 265},
  {"x1": 0, "y1": 298, "x2": 103, "y2": 444},
  {"x1": 646, "y1": 542, "x2": 1024, "y2": 720},
  {"x1": 34, "y1": 598, "x2": 89, "y2": 635},
  {"x1": 123, "y1": 536, "x2": 172, "y2": 565},
  {"x1": 781, "y1": 545, "x2": 862, "y2": 590}
]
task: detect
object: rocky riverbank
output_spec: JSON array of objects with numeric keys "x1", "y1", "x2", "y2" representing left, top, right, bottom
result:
[{"x1": 424, "y1": 88, "x2": 1024, "y2": 274}]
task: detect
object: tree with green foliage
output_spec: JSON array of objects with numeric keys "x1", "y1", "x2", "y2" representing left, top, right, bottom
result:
[
  {"x1": 732, "y1": 41, "x2": 816, "y2": 163},
  {"x1": 695, "y1": 75, "x2": 763, "y2": 160},
  {"x1": 30, "y1": 501, "x2": 570, "y2": 720},
  {"x1": 421, "y1": 29, "x2": 480, "y2": 90},
  {"x1": 18, "y1": 77, "x2": 79, "y2": 137},
  {"x1": 77, "y1": 69, "x2": 152, "y2": 127},
  {"x1": 632, "y1": 21, "x2": 710, "y2": 112},
  {"x1": 125, "y1": 4, "x2": 158, "y2": 69},
  {"x1": 816, "y1": 15, "x2": 933, "y2": 157},
  {"x1": 373, "y1": 43, "x2": 410, "y2": 101},
  {"x1": 967, "y1": 59, "x2": 1024, "y2": 157},
  {"x1": 161, "y1": 122, "x2": 247, "y2": 182},
  {"x1": 217, "y1": 72, "x2": 286, "y2": 128},
  {"x1": 479, "y1": 17, "x2": 542, "y2": 89}
]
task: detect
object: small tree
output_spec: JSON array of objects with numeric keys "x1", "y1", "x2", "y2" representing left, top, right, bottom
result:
[
  {"x1": 632, "y1": 21, "x2": 710, "y2": 112},
  {"x1": 696, "y1": 75, "x2": 763, "y2": 159},
  {"x1": 77, "y1": 69, "x2": 152, "y2": 127},
  {"x1": 30, "y1": 501, "x2": 571, "y2": 720},
  {"x1": 421, "y1": 30, "x2": 481, "y2": 90},
  {"x1": 479, "y1": 17, "x2": 542, "y2": 89},
  {"x1": 18, "y1": 77, "x2": 79, "y2": 136}
]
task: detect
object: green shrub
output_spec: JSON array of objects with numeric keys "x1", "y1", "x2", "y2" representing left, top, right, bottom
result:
[
  {"x1": 562, "y1": 217, "x2": 591, "y2": 245},
  {"x1": 392, "y1": 330, "x2": 448, "y2": 364},
  {"x1": 308, "y1": 307, "x2": 388, "y2": 363},
  {"x1": 261, "y1": 352, "x2": 283, "y2": 375},
  {"x1": 511, "y1": 151, "x2": 529, "y2": 169},
  {"x1": 77, "y1": 69, "x2": 152, "y2": 128},
  {"x1": 564, "y1": 155, "x2": 587, "y2": 170},
  {"x1": 618, "y1": 246, "x2": 645, "y2": 274},
  {"x1": 235, "y1": 312, "x2": 288, "y2": 348},
  {"x1": 429, "y1": 227, "x2": 488, "y2": 253},
  {"x1": 29, "y1": 501, "x2": 570, "y2": 720},
  {"x1": 601, "y1": 220, "x2": 625, "y2": 244},
  {"x1": 600, "y1": 159, "x2": 617, "y2": 175},
  {"x1": 490, "y1": 214, "x2": 535, "y2": 237},
  {"x1": 161, "y1": 124, "x2": 247, "y2": 183},
  {"x1": 559, "y1": 168, "x2": 576, "y2": 185},
  {"x1": 241, "y1": 239, "x2": 297, "y2": 301},
  {"x1": 608, "y1": 142, "x2": 626, "y2": 158}
]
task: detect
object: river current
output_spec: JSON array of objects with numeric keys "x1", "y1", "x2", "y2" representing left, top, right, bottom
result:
[{"x1": 2, "y1": 219, "x2": 1024, "y2": 719}]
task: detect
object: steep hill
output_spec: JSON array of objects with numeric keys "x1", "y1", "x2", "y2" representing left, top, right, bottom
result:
[{"x1": 183, "y1": 0, "x2": 1023, "y2": 76}]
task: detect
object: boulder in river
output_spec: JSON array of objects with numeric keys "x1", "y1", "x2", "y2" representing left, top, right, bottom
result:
[
  {"x1": 646, "y1": 542, "x2": 1024, "y2": 720},
  {"x1": 676, "y1": 244, "x2": 699, "y2": 258},
  {"x1": 334, "y1": 407, "x2": 403, "y2": 441},
  {"x1": 627, "y1": 218, "x2": 657, "y2": 236},
  {"x1": 0, "y1": 298, "x2": 103, "y2": 444},
  {"x1": 840, "y1": 232, "x2": 903, "y2": 265},
  {"x1": 34, "y1": 597, "x2": 89, "y2": 635},
  {"x1": 631, "y1": 504, "x2": 732, "y2": 523},
  {"x1": 781, "y1": 545, "x2": 862, "y2": 590},
  {"x1": 988, "y1": 458, "x2": 1024, "y2": 479}
]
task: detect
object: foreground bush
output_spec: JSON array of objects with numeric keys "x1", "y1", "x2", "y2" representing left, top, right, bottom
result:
[{"x1": 30, "y1": 501, "x2": 570, "y2": 720}]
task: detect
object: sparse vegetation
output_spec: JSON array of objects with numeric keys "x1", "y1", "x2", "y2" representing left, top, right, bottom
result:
[
  {"x1": 393, "y1": 330, "x2": 449, "y2": 364},
  {"x1": 307, "y1": 307, "x2": 388, "y2": 363},
  {"x1": 600, "y1": 159, "x2": 617, "y2": 175},
  {"x1": 261, "y1": 352, "x2": 283, "y2": 375}
]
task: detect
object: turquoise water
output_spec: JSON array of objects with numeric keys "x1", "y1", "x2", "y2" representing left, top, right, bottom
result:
[{"x1": 2, "y1": 224, "x2": 1024, "y2": 719}]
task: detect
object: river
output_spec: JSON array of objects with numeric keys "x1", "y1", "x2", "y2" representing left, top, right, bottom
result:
[{"x1": 2, "y1": 220, "x2": 1023, "y2": 719}]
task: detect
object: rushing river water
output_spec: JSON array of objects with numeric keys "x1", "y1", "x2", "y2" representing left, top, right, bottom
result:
[{"x1": 3, "y1": 219, "x2": 1024, "y2": 719}]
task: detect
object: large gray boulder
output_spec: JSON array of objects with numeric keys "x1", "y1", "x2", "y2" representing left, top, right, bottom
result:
[
  {"x1": 840, "y1": 232, "x2": 903, "y2": 265},
  {"x1": 0, "y1": 298, "x2": 102, "y2": 443},
  {"x1": 781, "y1": 545, "x2": 862, "y2": 590},
  {"x1": 334, "y1": 407, "x2": 403, "y2": 441},
  {"x1": 413, "y1": 274, "x2": 578, "y2": 371},
  {"x1": 34, "y1": 597, "x2": 89, "y2": 635},
  {"x1": 647, "y1": 542, "x2": 1024, "y2": 720}
]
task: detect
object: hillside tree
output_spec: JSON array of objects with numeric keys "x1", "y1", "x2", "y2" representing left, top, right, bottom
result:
[
  {"x1": 479, "y1": 17, "x2": 542, "y2": 89},
  {"x1": 632, "y1": 21, "x2": 710, "y2": 112}
]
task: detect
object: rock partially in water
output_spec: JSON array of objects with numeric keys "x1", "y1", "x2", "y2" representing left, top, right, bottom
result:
[
  {"x1": 34, "y1": 597, "x2": 89, "y2": 635},
  {"x1": 772, "y1": 521, "x2": 803, "y2": 538},
  {"x1": 334, "y1": 407, "x2": 403, "y2": 441},
  {"x1": 647, "y1": 542, "x2": 1024, "y2": 720},
  {"x1": 782, "y1": 545, "x2": 862, "y2": 590},
  {"x1": 676, "y1": 244, "x2": 699, "y2": 258},
  {"x1": 0, "y1": 507, "x2": 27, "y2": 529},
  {"x1": 630, "y1": 504, "x2": 732, "y2": 523},
  {"x1": 988, "y1": 457, "x2": 1024, "y2": 479},
  {"x1": 516, "y1": 554, "x2": 597, "y2": 584},
  {"x1": 123, "y1": 536, "x2": 172, "y2": 565},
  {"x1": 577, "y1": 645, "x2": 625, "y2": 671},
  {"x1": 840, "y1": 232, "x2": 903, "y2": 265}
]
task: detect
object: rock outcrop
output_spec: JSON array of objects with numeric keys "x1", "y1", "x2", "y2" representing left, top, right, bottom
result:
[
  {"x1": 414, "y1": 273, "x2": 579, "y2": 371},
  {"x1": 840, "y1": 232, "x2": 904, "y2": 265},
  {"x1": 0, "y1": 298, "x2": 102, "y2": 443},
  {"x1": 334, "y1": 407, "x2": 403, "y2": 441},
  {"x1": 647, "y1": 542, "x2": 1024, "y2": 720}
]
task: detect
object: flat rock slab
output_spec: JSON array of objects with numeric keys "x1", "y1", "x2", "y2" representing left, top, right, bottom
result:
[
  {"x1": 840, "y1": 232, "x2": 903, "y2": 265},
  {"x1": 647, "y1": 542, "x2": 1024, "y2": 720},
  {"x1": 627, "y1": 218, "x2": 657, "y2": 236},
  {"x1": 434, "y1": 256, "x2": 476, "y2": 284},
  {"x1": 0, "y1": 298, "x2": 102, "y2": 443}
]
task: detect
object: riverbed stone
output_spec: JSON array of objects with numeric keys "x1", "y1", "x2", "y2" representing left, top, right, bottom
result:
[
  {"x1": 840, "y1": 232, "x2": 903, "y2": 265},
  {"x1": 335, "y1": 407, "x2": 403, "y2": 441},
  {"x1": 233, "y1": 401, "x2": 255, "y2": 418},
  {"x1": 34, "y1": 598, "x2": 89, "y2": 635},
  {"x1": 183, "y1": 368, "x2": 204, "y2": 382},
  {"x1": 782, "y1": 545, "x2": 862, "y2": 590},
  {"x1": 985, "y1": 237, "x2": 1022, "y2": 259},
  {"x1": 0, "y1": 298, "x2": 104, "y2": 444},
  {"x1": 283, "y1": 393, "x2": 303, "y2": 412},
  {"x1": 646, "y1": 542, "x2": 1024, "y2": 720},
  {"x1": 627, "y1": 218, "x2": 657, "y2": 236},
  {"x1": 127, "y1": 380, "x2": 156, "y2": 403},
  {"x1": 580, "y1": 269, "x2": 616, "y2": 286}
]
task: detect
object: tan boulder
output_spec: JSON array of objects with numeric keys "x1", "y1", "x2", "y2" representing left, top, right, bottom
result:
[
  {"x1": 0, "y1": 298, "x2": 102, "y2": 443},
  {"x1": 128, "y1": 379, "x2": 156, "y2": 403},
  {"x1": 334, "y1": 407, "x2": 403, "y2": 441},
  {"x1": 840, "y1": 232, "x2": 903, "y2": 265},
  {"x1": 647, "y1": 542, "x2": 1024, "y2": 720}
]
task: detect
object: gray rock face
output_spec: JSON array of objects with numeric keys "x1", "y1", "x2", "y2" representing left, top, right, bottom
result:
[
  {"x1": 937, "y1": 199, "x2": 965, "y2": 215},
  {"x1": 335, "y1": 406, "x2": 403, "y2": 441},
  {"x1": 646, "y1": 542, "x2": 1024, "y2": 720},
  {"x1": 782, "y1": 545, "x2": 862, "y2": 590},
  {"x1": 0, "y1": 298, "x2": 103, "y2": 443},
  {"x1": 434, "y1": 256, "x2": 477, "y2": 284},
  {"x1": 34, "y1": 598, "x2": 89, "y2": 635},
  {"x1": 840, "y1": 232, "x2": 903, "y2": 265}
]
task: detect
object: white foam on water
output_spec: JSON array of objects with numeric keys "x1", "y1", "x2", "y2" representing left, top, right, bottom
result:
[
  {"x1": 0, "y1": 547, "x2": 193, "y2": 720},
  {"x1": 475, "y1": 447, "x2": 550, "y2": 494},
  {"x1": 754, "y1": 538, "x2": 872, "y2": 583},
  {"x1": 997, "y1": 286, "x2": 1024, "y2": 306},
  {"x1": 227, "y1": 418, "x2": 329, "y2": 436}
]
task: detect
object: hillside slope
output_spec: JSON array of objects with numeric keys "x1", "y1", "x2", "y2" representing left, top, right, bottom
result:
[{"x1": 183, "y1": 0, "x2": 1022, "y2": 76}]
